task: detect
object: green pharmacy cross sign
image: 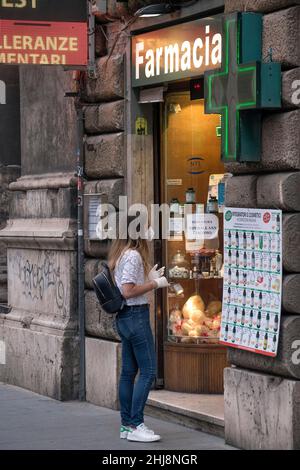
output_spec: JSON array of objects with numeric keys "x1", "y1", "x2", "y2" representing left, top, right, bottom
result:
[{"x1": 204, "y1": 12, "x2": 281, "y2": 162}]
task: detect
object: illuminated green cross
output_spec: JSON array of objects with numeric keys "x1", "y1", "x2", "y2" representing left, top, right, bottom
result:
[{"x1": 204, "y1": 12, "x2": 281, "y2": 162}]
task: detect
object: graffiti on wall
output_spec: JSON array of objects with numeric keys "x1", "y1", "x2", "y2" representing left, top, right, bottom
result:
[{"x1": 11, "y1": 250, "x2": 68, "y2": 315}]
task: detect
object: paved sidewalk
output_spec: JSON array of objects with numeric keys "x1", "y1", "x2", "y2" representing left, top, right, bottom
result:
[{"x1": 0, "y1": 383, "x2": 235, "y2": 450}]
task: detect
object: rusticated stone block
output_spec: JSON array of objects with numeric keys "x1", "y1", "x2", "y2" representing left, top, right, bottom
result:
[
  {"x1": 9, "y1": 187, "x2": 77, "y2": 220},
  {"x1": 283, "y1": 213, "x2": 300, "y2": 272},
  {"x1": 263, "y1": 7, "x2": 300, "y2": 68},
  {"x1": 283, "y1": 274, "x2": 300, "y2": 313},
  {"x1": 224, "y1": 175, "x2": 257, "y2": 208},
  {"x1": 86, "y1": 337, "x2": 121, "y2": 410},
  {"x1": 20, "y1": 67, "x2": 78, "y2": 175},
  {"x1": 85, "y1": 133, "x2": 124, "y2": 179},
  {"x1": 257, "y1": 172, "x2": 300, "y2": 211},
  {"x1": 0, "y1": 319, "x2": 79, "y2": 400},
  {"x1": 227, "y1": 316, "x2": 300, "y2": 379},
  {"x1": 85, "y1": 258, "x2": 104, "y2": 289},
  {"x1": 85, "y1": 289, "x2": 119, "y2": 340},
  {"x1": 95, "y1": 24, "x2": 107, "y2": 57},
  {"x1": 84, "y1": 101, "x2": 124, "y2": 134},
  {"x1": 225, "y1": 0, "x2": 300, "y2": 13},
  {"x1": 106, "y1": 21, "x2": 128, "y2": 56},
  {"x1": 84, "y1": 240, "x2": 111, "y2": 259},
  {"x1": 84, "y1": 178, "x2": 124, "y2": 210},
  {"x1": 7, "y1": 248, "x2": 77, "y2": 317},
  {"x1": 84, "y1": 55, "x2": 124, "y2": 102},
  {"x1": 260, "y1": 110, "x2": 300, "y2": 171},
  {"x1": 224, "y1": 367, "x2": 300, "y2": 449},
  {"x1": 108, "y1": 0, "x2": 128, "y2": 17},
  {"x1": 282, "y1": 68, "x2": 300, "y2": 108},
  {"x1": 225, "y1": 110, "x2": 300, "y2": 174}
]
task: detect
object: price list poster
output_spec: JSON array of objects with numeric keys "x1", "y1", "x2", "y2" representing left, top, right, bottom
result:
[{"x1": 219, "y1": 208, "x2": 282, "y2": 357}]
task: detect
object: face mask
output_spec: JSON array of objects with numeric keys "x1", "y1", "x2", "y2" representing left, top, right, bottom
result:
[{"x1": 146, "y1": 226, "x2": 155, "y2": 241}]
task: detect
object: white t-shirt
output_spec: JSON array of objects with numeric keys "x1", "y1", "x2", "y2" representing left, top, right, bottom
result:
[{"x1": 114, "y1": 249, "x2": 148, "y2": 306}]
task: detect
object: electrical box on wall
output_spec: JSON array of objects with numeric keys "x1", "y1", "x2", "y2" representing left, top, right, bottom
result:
[
  {"x1": 260, "y1": 63, "x2": 282, "y2": 108},
  {"x1": 88, "y1": 195, "x2": 101, "y2": 240}
]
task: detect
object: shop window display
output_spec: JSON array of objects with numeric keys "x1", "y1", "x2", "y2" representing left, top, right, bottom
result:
[{"x1": 163, "y1": 91, "x2": 229, "y2": 347}]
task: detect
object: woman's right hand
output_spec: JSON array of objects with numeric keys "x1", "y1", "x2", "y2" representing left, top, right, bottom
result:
[
  {"x1": 148, "y1": 264, "x2": 165, "y2": 281},
  {"x1": 153, "y1": 276, "x2": 170, "y2": 289}
]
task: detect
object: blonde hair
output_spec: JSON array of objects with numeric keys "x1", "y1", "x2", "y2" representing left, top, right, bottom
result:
[{"x1": 108, "y1": 216, "x2": 151, "y2": 274}]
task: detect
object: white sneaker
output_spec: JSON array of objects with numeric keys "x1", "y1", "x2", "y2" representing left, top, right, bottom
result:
[
  {"x1": 138, "y1": 423, "x2": 155, "y2": 434},
  {"x1": 120, "y1": 425, "x2": 132, "y2": 439},
  {"x1": 127, "y1": 423, "x2": 161, "y2": 442}
]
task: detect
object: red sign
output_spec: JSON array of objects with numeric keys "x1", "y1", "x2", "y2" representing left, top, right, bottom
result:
[
  {"x1": 263, "y1": 212, "x2": 271, "y2": 224},
  {"x1": 0, "y1": 19, "x2": 88, "y2": 65}
]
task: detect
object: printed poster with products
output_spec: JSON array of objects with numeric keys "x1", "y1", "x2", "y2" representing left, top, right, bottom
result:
[{"x1": 219, "y1": 208, "x2": 282, "y2": 357}]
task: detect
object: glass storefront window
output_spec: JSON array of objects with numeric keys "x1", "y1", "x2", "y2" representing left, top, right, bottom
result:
[{"x1": 163, "y1": 91, "x2": 228, "y2": 345}]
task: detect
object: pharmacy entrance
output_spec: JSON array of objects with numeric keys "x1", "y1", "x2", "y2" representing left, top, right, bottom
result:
[
  {"x1": 159, "y1": 84, "x2": 228, "y2": 394},
  {"x1": 131, "y1": 12, "x2": 229, "y2": 414}
]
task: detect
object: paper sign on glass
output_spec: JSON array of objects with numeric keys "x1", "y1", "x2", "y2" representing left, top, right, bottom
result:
[{"x1": 186, "y1": 213, "x2": 219, "y2": 240}]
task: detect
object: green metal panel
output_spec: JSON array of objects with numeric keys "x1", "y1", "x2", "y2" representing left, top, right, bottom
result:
[{"x1": 240, "y1": 13, "x2": 263, "y2": 64}]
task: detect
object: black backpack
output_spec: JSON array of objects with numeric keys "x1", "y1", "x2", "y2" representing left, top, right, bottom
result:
[{"x1": 92, "y1": 261, "x2": 125, "y2": 314}]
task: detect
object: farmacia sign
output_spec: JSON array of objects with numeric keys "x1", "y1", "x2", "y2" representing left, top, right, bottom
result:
[{"x1": 132, "y1": 16, "x2": 222, "y2": 87}]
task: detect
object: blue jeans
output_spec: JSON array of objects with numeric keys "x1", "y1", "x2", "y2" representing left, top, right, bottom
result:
[{"x1": 115, "y1": 304, "x2": 156, "y2": 427}]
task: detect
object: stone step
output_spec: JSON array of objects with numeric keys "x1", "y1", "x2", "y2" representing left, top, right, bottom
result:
[{"x1": 145, "y1": 390, "x2": 224, "y2": 438}]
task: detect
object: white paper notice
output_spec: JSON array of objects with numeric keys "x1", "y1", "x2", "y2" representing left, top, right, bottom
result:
[
  {"x1": 219, "y1": 208, "x2": 282, "y2": 357},
  {"x1": 186, "y1": 214, "x2": 219, "y2": 240}
]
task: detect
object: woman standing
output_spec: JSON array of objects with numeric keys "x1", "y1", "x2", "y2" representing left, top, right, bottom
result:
[{"x1": 109, "y1": 226, "x2": 169, "y2": 443}]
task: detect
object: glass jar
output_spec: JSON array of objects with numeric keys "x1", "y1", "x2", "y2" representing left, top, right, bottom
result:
[
  {"x1": 207, "y1": 196, "x2": 218, "y2": 213},
  {"x1": 185, "y1": 187, "x2": 196, "y2": 204},
  {"x1": 170, "y1": 197, "x2": 180, "y2": 213},
  {"x1": 168, "y1": 250, "x2": 190, "y2": 279}
]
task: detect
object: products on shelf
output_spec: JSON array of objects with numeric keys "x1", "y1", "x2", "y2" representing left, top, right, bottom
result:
[
  {"x1": 169, "y1": 266, "x2": 189, "y2": 278},
  {"x1": 215, "y1": 250, "x2": 223, "y2": 273},
  {"x1": 182, "y1": 294, "x2": 205, "y2": 317},
  {"x1": 207, "y1": 173, "x2": 232, "y2": 213},
  {"x1": 170, "y1": 198, "x2": 180, "y2": 213},
  {"x1": 169, "y1": 308, "x2": 183, "y2": 336},
  {"x1": 205, "y1": 300, "x2": 222, "y2": 318},
  {"x1": 169, "y1": 250, "x2": 190, "y2": 278},
  {"x1": 185, "y1": 187, "x2": 196, "y2": 203},
  {"x1": 166, "y1": 185, "x2": 224, "y2": 345},
  {"x1": 207, "y1": 196, "x2": 218, "y2": 214},
  {"x1": 168, "y1": 294, "x2": 222, "y2": 344}
]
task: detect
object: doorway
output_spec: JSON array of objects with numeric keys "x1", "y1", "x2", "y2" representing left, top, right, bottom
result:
[{"x1": 156, "y1": 89, "x2": 228, "y2": 393}]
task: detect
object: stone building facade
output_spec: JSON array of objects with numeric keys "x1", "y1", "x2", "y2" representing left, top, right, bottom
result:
[
  {"x1": 0, "y1": 67, "x2": 21, "y2": 305},
  {"x1": 223, "y1": 0, "x2": 300, "y2": 450},
  {"x1": 0, "y1": 0, "x2": 300, "y2": 450},
  {"x1": 84, "y1": 1, "x2": 300, "y2": 450},
  {"x1": 0, "y1": 67, "x2": 79, "y2": 400}
]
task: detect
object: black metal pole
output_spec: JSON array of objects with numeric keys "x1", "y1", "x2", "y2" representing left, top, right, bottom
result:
[{"x1": 76, "y1": 104, "x2": 86, "y2": 402}]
